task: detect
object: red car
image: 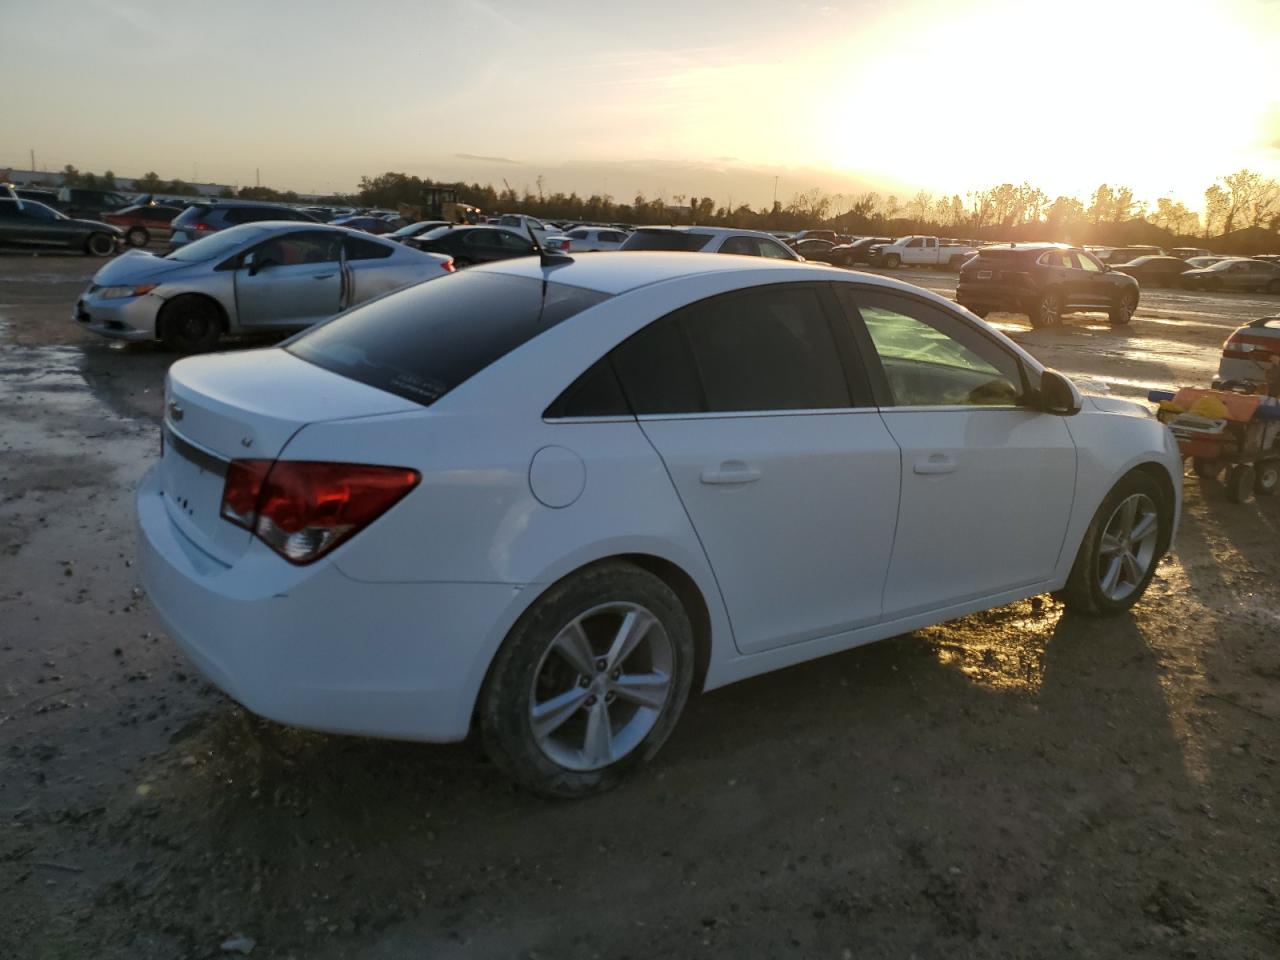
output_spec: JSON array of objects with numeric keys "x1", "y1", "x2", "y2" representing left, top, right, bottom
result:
[{"x1": 103, "y1": 204, "x2": 184, "y2": 247}]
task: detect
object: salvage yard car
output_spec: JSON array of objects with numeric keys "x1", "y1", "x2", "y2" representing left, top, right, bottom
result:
[
  {"x1": 138, "y1": 253, "x2": 1181, "y2": 798},
  {"x1": 168, "y1": 200, "x2": 319, "y2": 249},
  {"x1": 103, "y1": 203, "x2": 184, "y2": 247},
  {"x1": 75, "y1": 222, "x2": 453, "y2": 351},
  {"x1": 958, "y1": 243, "x2": 1141, "y2": 327},
  {"x1": 871, "y1": 235, "x2": 979, "y2": 270},
  {"x1": 1180, "y1": 257, "x2": 1280, "y2": 294},
  {"x1": 0, "y1": 197, "x2": 122, "y2": 256},
  {"x1": 620, "y1": 226, "x2": 801, "y2": 259}
]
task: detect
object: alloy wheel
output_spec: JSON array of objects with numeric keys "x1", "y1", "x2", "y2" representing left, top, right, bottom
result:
[
  {"x1": 1039, "y1": 291, "x2": 1060, "y2": 326},
  {"x1": 529, "y1": 602, "x2": 673, "y2": 772},
  {"x1": 1096, "y1": 493, "x2": 1159, "y2": 602}
]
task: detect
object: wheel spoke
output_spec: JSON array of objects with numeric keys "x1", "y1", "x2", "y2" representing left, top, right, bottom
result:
[
  {"x1": 1101, "y1": 555, "x2": 1124, "y2": 595},
  {"x1": 531, "y1": 687, "x2": 590, "y2": 738},
  {"x1": 1121, "y1": 550, "x2": 1144, "y2": 586},
  {"x1": 611, "y1": 671, "x2": 670, "y2": 710},
  {"x1": 1129, "y1": 512, "x2": 1157, "y2": 545},
  {"x1": 551, "y1": 621, "x2": 595, "y2": 676},
  {"x1": 1099, "y1": 531, "x2": 1124, "y2": 555},
  {"x1": 1120, "y1": 496, "x2": 1138, "y2": 531},
  {"x1": 605, "y1": 609, "x2": 655, "y2": 671},
  {"x1": 582, "y1": 700, "x2": 614, "y2": 766}
]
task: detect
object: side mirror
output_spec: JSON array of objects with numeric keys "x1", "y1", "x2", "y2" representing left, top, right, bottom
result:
[{"x1": 1039, "y1": 368, "x2": 1082, "y2": 416}]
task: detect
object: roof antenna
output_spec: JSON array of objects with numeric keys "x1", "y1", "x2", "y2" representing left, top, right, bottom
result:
[{"x1": 526, "y1": 221, "x2": 573, "y2": 268}]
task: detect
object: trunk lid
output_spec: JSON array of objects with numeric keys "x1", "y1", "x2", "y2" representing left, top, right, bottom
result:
[{"x1": 161, "y1": 348, "x2": 419, "y2": 565}]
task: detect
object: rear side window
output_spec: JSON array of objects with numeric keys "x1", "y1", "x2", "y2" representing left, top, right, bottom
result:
[
  {"x1": 620, "y1": 231, "x2": 712, "y2": 252},
  {"x1": 345, "y1": 235, "x2": 394, "y2": 260},
  {"x1": 287, "y1": 272, "x2": 611, "y2": 406},
  {"x1": 612, "y1": 285, "x2": 856, "y2": 414}
]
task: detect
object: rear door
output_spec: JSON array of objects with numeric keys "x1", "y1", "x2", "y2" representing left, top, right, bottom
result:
[
  {"x1": 234, "y1": 230, "x2": 343, "y2": 329},
  {"x1": 836, "y1": 286, "x2": 1076, "y2": 617},
  {"x1": 612, "y1": 282, "x2": 901, "y2": 654}
]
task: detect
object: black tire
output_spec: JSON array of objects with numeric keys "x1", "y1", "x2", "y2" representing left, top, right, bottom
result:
[
  {"x1": 479, "y1": 561, "x2": 696, "y2": 799},
  {"x1": 159, "y1": 295, "x2": 222, "y2": 353},
  {"x1": 1254, "y1": 459, "x2": 1279, "y2": 496},
  {"x1": 1061, "y1": 471, "x2": 1170, "y2": 615},
  {"x1": 1226, "y1": 463, "x2": 1255, "y2": 503},
  {"x1": 125, "y1": 226, "x2": 150, "y2": 248},
  {"x1": 1192, "y1": 457, "x2": 1220, "y2": 479},
  {"x1": 1029, "y1": 288, "x2": 1062, "y2": 329},
  {"x1": 85, "y1": 232, "x2": 116, "y2": 257},
  {"x1": 1109, "y1": 289, "x2": 1138, "y2": 325},
  {"x1": 883, "y1": 253, "x2": 901, "y2": 269}
]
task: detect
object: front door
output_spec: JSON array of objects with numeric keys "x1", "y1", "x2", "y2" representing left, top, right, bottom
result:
[
  {"x1": 836, "y1": 285, "x2": 1077, "y2": 618},
  {"x1": 1072, "y1": 249, "x2": 1113, "y2": 306},
  {"x1": 611, "y1": 283, "x2": 901, "y2": 654},
  {"x1": 234, "y1": 230, "x2": 343, "y2": 329}
]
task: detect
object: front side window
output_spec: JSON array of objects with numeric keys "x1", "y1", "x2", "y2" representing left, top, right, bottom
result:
[
  {"x1": 905, "y1": 238, "x2": 923, "y2": 248},
  {"x1": 253, "y1": 231, "x2": 341, "y2": 268},
  {"x1": 839, "y1": 288, "x2": 1025, "y2": 407},
  {"x1": 612, "y1": 285, "x2": 856, "y2": 415},
  {"x1": 1075, "y1": 251, "x2": 1103, "y2": 272},
  {"x1": 758, "y1": 239, "x2": 795, "y2": 260}
]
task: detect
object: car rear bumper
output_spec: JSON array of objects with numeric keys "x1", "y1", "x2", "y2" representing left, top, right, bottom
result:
[
  {"x1": 73, "y1": 291, "x2": 162, "y2": 341},
  {"x1": 956, "y1": 283, "x2": 1032, "y2": 313},
  {"x1": 136, "y1": 466, "x2": 524, "y2": 742}
]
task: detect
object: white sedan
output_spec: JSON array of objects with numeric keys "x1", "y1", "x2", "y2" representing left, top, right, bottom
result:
[
  {"x1": 138, "y1": 254, "x2": 1182, "y2": 797},
  {"x1": 563, "y1": 226, "x2": 631, "y2": 252}
]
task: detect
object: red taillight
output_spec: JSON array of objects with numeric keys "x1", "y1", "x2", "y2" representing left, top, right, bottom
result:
[
  {"x1": 190, "y1": 221, "x2": 214, "y2": 232},
  {"x1": 441, "y1": 258, "x2": 456, "y2": 273},
  {"x1": 220, "y1": 460, "x2": 419, "y2": 564}
]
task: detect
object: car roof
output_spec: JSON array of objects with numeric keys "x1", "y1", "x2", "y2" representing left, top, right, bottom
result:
[
  {"x1": 475, "y1": 250, "x2": 921, "y2": 296},
  {"x1": 630, "y1": 225, "x2": 784, "y2": 240}
]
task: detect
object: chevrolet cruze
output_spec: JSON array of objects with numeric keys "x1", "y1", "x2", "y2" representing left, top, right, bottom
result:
[{"x1": 138, "y1": 253, "x2": 1182, "y2": 797}]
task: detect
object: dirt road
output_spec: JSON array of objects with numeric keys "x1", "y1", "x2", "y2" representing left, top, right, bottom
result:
[{"x1": 2, "y1": 254, "x2": 1278, "y2": 959}]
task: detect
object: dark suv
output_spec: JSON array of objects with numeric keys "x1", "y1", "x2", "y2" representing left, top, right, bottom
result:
[
  {"x1": 168, "y1": 200, "x2": 317, "y2": 249},
  {"x1": 56, "y1": 187, "x2": 134, "y2": 220},
  {"x1": 957, "y1": 244, "x2": 1140, "y2": 328}
]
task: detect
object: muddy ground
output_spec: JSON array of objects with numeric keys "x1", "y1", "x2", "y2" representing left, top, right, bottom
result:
[{"x1": 1, "y1": 253, "x2": 1278, "y2": 960}]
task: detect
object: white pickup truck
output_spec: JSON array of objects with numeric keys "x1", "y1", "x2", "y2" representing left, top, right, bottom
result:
[
  {"x1": 497, "y1": 214, "x2": 572, "y2": 252},
  {"x1": 871, "y1": 236, "x2": 979, "y2": 270}
]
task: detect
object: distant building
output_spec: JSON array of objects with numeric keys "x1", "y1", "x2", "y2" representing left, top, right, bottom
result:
[{"x1": 0, "y1": 168, "x2": 233, "y2": 196}]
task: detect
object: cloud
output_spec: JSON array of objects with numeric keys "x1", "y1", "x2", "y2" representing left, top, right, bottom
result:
[{"x1": 454, "y1": 153, "x2": 520, "y2": 165}]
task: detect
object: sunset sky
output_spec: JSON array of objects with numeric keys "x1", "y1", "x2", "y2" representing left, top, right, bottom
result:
[{"x1": 3, "y1": 0, "x2": 1278, "y2": 208}]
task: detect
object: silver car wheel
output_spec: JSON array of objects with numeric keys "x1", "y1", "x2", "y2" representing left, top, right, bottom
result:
[
  {"x1": 1097, "y1": 493, "x2": 1159, "y2": 602},
  {"x1": 529, "y1": 601, "x2": 673, "y2": 772}
]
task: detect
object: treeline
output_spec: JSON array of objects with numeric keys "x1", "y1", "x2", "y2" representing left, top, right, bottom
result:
[
  {"x1": 354, "y1": 168, "x2": 1278, "y2": 250},
  {"x1": 54, "y1": 162, "x2": 1280, "y2": 252}
]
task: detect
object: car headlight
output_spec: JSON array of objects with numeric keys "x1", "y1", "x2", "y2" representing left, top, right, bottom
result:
[{"x1": 99, "y1": 284, "x2": 158, "y2": 300}]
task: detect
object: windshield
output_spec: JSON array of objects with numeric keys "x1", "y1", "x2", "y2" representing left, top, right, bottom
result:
[
  {"x1": 287, "y1": 271, "x2": 611, "y2": 406},
  {"x1": 163, "y1": 224, "x2": 272, "y2": 262},
  {"x1": 620, "y1": 230, "x2": 712, "y2": 252},
  {"x1": 894, "y1": 236, "x2": 912, "y2": 244},
  {"x1": 390, "y1": 221, "x2": 433, "y2": 237}
]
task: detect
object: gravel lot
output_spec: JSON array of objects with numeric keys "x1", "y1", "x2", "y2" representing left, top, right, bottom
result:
[{"x1": 2, "y1": 252, "x2": 1279, "y2": 960}]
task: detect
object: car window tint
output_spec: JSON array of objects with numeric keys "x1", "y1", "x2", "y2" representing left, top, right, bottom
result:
[
  {"x1": 254, "y1": 231, "x2": 341, "y2": 267},
  {"x1": 568, "y1": 229, "x2": 589, "y2": 239},
  {"x1": 544, "y1": 357, "x2": 631, "y2": 418},
  {"x1": 719, "y1": 236, "x2": 757, "y2": 256},
  {"x1": 611, "y1": 316, "x2": 705, "y2": 414},
  {"x1": 620, "y1": 231, "x2": 712, "y2": 252},
  {"x1": 758, "y1": 239, "x2": 795, "y2": 260},
  {"x1": 288, "y1": 272, "x2": 611, "y2": 406},
  {"x1": 344, "y1": 234, "x2": 394, "y2": 260},
  {"x1": 1075, "y1": 252, "x2": 1102, "y2": 272},
  {"x1": 842, "y1": 289, "x2": 1024, "y2": 407},
  {"x1": 495, "y1": 231, "x2": 530, "y2": 251}
]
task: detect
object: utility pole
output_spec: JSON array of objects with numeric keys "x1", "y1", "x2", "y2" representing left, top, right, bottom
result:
[
  {"x1": 773, "y1": 176, "x2": 778, "y2": 208},
  {"x1": 29, "y1": 148, "x2": 35, "y2": 173}
]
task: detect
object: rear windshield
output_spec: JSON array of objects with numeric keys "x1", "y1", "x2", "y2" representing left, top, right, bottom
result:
[
  {"x1": 621, "y1": 231, "x2": 712, "y2": 252},
  {"x1": 287, "y1": 271, "x2": 612, "y2": 405},
  {"x1": 975, "y1": 247, "x2": 1040, "y2": 261}
]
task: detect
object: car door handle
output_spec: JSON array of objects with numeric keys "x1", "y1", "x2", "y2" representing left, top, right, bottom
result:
[
  {"x1": 700, "y1": 462, "x2": 761, "y2": 485},
  {"x1": 913, "y1": 455, "x2": 956, "y2": 475}
]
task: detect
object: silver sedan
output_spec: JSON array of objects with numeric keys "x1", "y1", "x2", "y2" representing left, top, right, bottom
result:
[{"x1": 73, "y1": 222, "x2": 455, "y2": 352}]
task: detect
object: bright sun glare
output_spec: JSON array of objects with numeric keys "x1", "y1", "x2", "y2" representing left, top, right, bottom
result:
[{"x1": 817, "y1": 0, "x2": 1278, "y2": 204}]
